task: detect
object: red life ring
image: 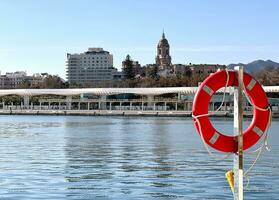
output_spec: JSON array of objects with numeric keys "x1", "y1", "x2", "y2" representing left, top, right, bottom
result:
[{"x1": 192, "y1": 69, "x2": 270, "y2": 153}]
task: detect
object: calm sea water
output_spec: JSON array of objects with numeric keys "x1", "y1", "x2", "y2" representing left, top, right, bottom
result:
[{"x1": 0, "y1": 115, "x2": 278, "y2": 200}]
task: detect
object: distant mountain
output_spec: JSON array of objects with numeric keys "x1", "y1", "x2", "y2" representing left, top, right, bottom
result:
[{"x1": 228, "y1": 60, "x2": 279, "y2": 73}]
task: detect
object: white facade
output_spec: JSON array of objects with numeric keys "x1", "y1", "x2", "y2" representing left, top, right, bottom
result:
[
  {"x1": 66, "y1": 48, "x2": 116, "y2": 85},
  {"x1": 0, "y1": 71, "x2": 29, "y2": 89}
]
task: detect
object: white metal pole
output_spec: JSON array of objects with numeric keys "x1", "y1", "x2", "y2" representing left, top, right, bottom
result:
[{"x1": 234, "y1": 66, "x2": 244, "y2": 200}]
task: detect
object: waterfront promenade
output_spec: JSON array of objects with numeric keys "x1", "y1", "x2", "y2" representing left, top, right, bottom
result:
[
  {"x1": 0, "y1": 86, "x2": 278, "y2": 117},
  {"x1": 0, "y1": 109, "x2": 225, "y2": 117}
]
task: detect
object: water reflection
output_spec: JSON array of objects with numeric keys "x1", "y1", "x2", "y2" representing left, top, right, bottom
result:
[
  {"x1": 0, "y1": 116, "x2": 278, "y2": 199},
  {"x1": 63, "y1": 119, "x2": 115, "y2": 199}
]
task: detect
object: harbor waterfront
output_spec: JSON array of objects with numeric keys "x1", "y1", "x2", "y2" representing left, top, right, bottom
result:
[
  {"x1": 1, "y1": 109, "x2": 279, "y2": 118},
  {"x1": 0, "y1": 115, "x2": 278, "y2": 200},
  {"x1": 1, "y1": 1, "x2": 279, "y2": 200},
  {"x1": 0, "y1": 86, "x2": 279, "y2": 117}
]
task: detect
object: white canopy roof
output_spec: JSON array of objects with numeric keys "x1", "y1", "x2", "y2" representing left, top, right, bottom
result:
[
  {"x1": 0, "y1": 86, "x2": 278, "y2": 97},
  {"x1": 0, "y1": 87, "x2": 198, "y2": 97}
]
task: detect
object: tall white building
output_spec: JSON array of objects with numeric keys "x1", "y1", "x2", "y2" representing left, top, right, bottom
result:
[{"x1": 66, "y1": 48, "x2": 118, "y2": 86}]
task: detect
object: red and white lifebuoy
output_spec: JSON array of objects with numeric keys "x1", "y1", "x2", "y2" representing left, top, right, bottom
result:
[{"x1": 192, "y1": 69, "x2": 271, "y2": 153}]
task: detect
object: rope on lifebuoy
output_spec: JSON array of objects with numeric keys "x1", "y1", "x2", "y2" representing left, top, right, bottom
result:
[
  {"x1": 242, "y1": 98, "x2": 272, "y2": 189},
  {"x1": 192, "y1": 68, "x2": 272, "y2": 183},
  {"x1": 192, "y1": 68, "x2": 231, "y2": 160}
]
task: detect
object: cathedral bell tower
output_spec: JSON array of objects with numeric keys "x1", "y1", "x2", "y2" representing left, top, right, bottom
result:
[{"x1": 156, "y1": 31, "x2": 171, "y2": 69}]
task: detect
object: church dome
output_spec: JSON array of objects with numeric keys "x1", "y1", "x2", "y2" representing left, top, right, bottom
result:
[{"x1": 157, "y1": 32, "x2": 169, "y2": 48}]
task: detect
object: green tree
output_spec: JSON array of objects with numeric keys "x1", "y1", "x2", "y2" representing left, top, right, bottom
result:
[
  {"x1": 41, "y1": 75, "x2": 65, "y2": 88},
  {"x1": 1, "y1": 95, "x2": 22, "y2": 105},
  {"x1": 122, "y1": 55, "x2": 135, "y2": 80},
  {"x1": 18, "y1": 79, "x2": 31, "y2": 89},
  {"x1": 69, "y1": 82, "x2": 82, "y2": 88},
  {"x1": 147, "y1": 65, "x2": 159, "y2": 79}
]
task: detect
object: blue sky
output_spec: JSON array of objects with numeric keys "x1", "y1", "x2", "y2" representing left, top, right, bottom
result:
[{"x1": 0, "y1": 0, "x2": 279, "y2": 79}]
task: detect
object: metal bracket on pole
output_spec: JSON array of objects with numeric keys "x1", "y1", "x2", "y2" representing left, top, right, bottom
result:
[{"x1": 234, "y1": 66, "x2": 244, "y2": 200}]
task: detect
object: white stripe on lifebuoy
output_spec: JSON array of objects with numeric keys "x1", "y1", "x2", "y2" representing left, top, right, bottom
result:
[
  {"x1": 209, "y1": 132, "x2": 220, "y2": 144},
  {"x1": 203, "y1": 85, "x2": 214, "y2": 96},
  {"x1": 247, "y1": 79, "x2": 256, "y2": 91},
  {"x1": 252, "y1": 126, "x2": 264, "y2": 137}
]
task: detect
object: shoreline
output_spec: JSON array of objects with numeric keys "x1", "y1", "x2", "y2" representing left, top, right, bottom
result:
[{"x1": 1, "y1": 109, "x2": 279, "y2": 118}]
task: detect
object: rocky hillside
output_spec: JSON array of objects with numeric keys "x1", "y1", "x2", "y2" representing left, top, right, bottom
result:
[{"x1": 228, "y1": 60, "x2": 279, "y2": 73}]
